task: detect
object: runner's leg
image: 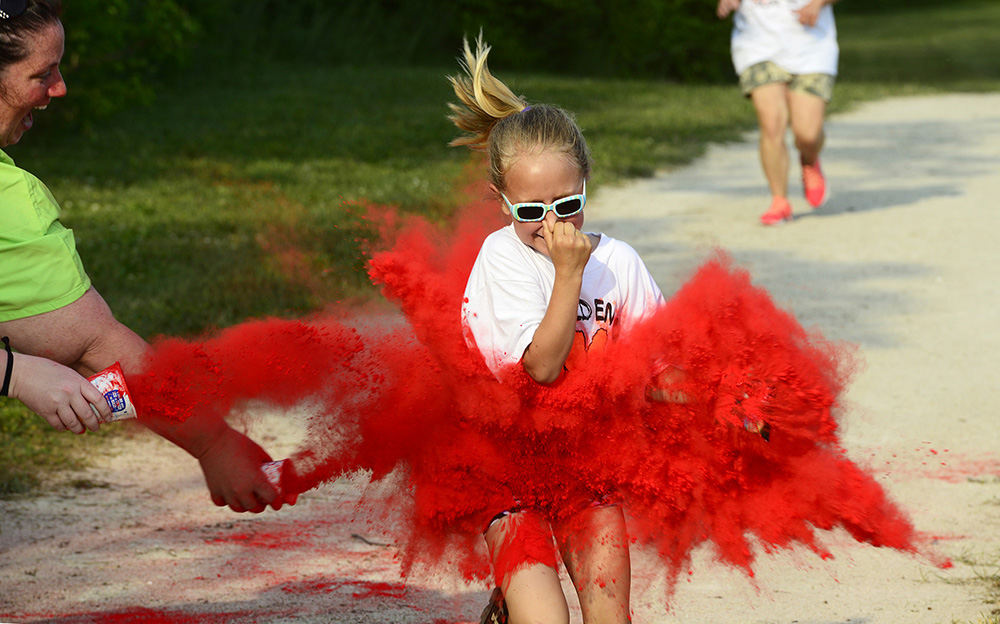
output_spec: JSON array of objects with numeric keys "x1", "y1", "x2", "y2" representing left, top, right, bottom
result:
[
  {"x1": 554, "y1": 505, "x2": 631, "y2": 624},
  {"x1": 485, "y1": 511, "x2": 569, "y2": 624},
  {"x1": 750, "y1": 82, "x2": 792, "y2": 199}
]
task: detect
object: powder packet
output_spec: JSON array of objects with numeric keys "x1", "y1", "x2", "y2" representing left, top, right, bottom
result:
[
  {"x1": 262, "y1": 459, "x2": 299, "y2": 506},
  {"x1": 261, "y1": 459, "x2": 286, "y2": 491},
  {"x1": 87, "y1": 362, "x2": 137, "y2": 423}
]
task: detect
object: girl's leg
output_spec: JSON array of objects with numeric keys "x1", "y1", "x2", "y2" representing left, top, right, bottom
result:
[
  {"x1": 485, "y1": 510, "x2": 569, "y2": 624},
  {"x1": 554, "y1": 505, "x2": 631, "y2": 624}
]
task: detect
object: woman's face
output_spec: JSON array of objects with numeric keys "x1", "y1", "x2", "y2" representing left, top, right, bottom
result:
[
  {"x1": 495, "y1": 149, "x2": 586, "y2": 258},
  {"x1": 0, "y1": 20, "x2": 66, "y2": 148}
]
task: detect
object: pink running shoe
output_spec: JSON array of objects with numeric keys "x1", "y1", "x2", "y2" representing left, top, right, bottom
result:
[
  {"x1": 801, "y1": 159, "x2": 827, "y2": 208},
  {"x1": 760, "y1": 196, "x2": 792, "y2": 225}
]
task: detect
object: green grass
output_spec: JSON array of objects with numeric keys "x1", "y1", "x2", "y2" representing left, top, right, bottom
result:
[
  {"x1": 2, "y1": 0, "x2": 999, "y2": 496},
  {"x1": 838, "y1": 1, "x2": 1000, "y2": 90},
  {"x1": 0, "y1": 402, "x2": 118, "y2": 496},
  {"x1": 944, "y1": 546, "x2": 1000, "y2": 623}
]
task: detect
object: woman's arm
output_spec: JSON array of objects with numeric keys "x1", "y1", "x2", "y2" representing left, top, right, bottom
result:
[
  {"x1": 795, "y1": 0, "x2": 837, "y2": 26},
  {"x1": 1, "y1": 288, "x2": 126, "y2": 430},
  {"x1": 0, "y1": 287, "x2": 288, "y2": 512},
  {"x1": 716, "y1": 0, "x2": 741, "y2": 20}
]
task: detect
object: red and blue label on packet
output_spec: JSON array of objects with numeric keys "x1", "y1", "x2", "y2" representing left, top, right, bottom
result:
[{"x1": 87, "y1": 362, "x2": 137, "y2": 423}]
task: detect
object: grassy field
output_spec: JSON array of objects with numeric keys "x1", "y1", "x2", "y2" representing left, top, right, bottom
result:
[{"x1": 1, "y1": 1, "x2": 998, "y2": 498}]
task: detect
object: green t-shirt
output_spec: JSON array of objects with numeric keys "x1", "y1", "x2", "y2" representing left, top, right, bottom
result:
[{"x1": 0, "y1": 149, "x2": 91, "y2": 322}]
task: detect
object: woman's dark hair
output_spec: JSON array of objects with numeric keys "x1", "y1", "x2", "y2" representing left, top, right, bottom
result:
[{"x1": 0, "y1": 0, "x2": 61, "y2": 75}]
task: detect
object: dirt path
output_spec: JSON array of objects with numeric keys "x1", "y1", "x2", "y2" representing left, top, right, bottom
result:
[{"x1": 2, "y1": 93, "x2": 999, "y2": 624}]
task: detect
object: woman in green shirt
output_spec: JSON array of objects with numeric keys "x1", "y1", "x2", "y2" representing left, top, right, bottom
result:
[{"x1": 0, "y1": 0, "x2": 290, "y2": 513}]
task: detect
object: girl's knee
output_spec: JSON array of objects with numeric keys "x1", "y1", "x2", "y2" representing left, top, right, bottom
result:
[{"x1": 502, "y1": 563, "x2": 570, "y2": 624}]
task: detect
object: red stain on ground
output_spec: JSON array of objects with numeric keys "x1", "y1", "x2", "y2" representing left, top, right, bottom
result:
[
  {"x1": 14, "y1": 607, "x2": 291, "y2": 623},
  {"x1": 281, "y1": 578, "x2": 408, "y2": 599},
  {"x1": 204, "y1": 531, "x2": 313, "y2": 549},
  {"x1": 866, "y1": 447, "x2": 1000, "y2": 484}
]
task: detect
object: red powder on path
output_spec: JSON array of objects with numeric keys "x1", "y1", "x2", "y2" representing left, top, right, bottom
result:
[
  {"x1": 19, "y1": 606, "x2": 288, "y2": 623},
  {"x1": 127, "y1": 179, "x2": 923, "y2": 592}
]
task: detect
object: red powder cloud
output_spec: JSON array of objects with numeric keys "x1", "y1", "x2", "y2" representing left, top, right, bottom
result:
[{"x1": 127, "y1": 180, "x2": 926, "y2": 590}]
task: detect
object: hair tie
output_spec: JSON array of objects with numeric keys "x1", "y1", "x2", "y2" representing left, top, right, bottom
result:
[
  {"x1": 521, "y1": 105, "x2": 532, "y2": 113},
  {"x1": 0, "y1": 0, "x2": 27, "y2": 20}
]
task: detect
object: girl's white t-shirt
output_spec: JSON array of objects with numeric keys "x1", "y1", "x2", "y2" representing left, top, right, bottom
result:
[
  {"x1": 462, "y1": 224, "x2": 664, "y2": 376},
  {"x1": 730, "y1": 0, "x2": 839, "y2": 76}
]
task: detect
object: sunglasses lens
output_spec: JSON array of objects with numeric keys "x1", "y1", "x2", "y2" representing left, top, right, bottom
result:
[
  {"x1": 515, "y1": 205, "x2": 545, "y2": 221},
  {"x1": 554, "y1": 198, "x2": 583, "y2": 217}
]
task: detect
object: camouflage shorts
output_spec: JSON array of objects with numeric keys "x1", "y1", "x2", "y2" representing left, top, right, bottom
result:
[{"x1": 739, "y1": 60, "x2": 835, "y2": 102}]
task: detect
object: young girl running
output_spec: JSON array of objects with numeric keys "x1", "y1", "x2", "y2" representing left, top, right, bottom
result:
[{"x1": 451, "y1": 35, "x2": 665, "y2": 624}]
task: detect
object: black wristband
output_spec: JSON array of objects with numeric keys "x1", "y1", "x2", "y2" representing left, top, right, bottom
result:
[{"x1": 1, "y1": 336, "x2": 12, "y2": 397}]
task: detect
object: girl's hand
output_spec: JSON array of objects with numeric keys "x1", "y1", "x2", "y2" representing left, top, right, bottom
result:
[
  {"x1": 716, "y1": 0, "x2": 741, "y2": 19},
  {"x1": 521, "y1": 215, "x2": 592, "y2": 384},
  {"x1": 542, "y1": 218, "x2": 593, "y2": 278},
  {"x1": 646, "y1": 364, "x2": 692, "y2": 404}
]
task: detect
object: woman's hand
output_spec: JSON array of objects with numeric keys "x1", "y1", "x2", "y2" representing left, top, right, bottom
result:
[
  {"x1": 7, "y1": 352, "x2": 111, "y2": 433},
  {"x1": 196, "y1": 425, "x2": 296, "y2": 512},
  {"x1": 717, "y1": 0, "x2": 741, "y2": 19},
  {"x1": 794, "y1": 0, "x2": 826, "y2": 26}
]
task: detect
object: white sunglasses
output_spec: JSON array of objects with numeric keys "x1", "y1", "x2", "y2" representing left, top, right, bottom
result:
[{"x1": 501, "y1": 180, "x2": 587, "y2": 222}]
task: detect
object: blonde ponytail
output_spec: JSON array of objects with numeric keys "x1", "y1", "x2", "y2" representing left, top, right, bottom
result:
[
  {"x1": 447, "y1": 34, "x2": 591, "y2": 191},
  {"x1": 447, "y1": 34, "x2": 527, "y2": 150}
]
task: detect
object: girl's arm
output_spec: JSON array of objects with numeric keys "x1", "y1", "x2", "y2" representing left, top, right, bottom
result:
[{"x1": 521, "y1": 220, "x2": 592, "y2": 384}]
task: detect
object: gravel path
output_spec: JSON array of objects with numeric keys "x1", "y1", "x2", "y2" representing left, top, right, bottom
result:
[{"x1": 2, "y1": 93, "x2": 998, "y2": 624}]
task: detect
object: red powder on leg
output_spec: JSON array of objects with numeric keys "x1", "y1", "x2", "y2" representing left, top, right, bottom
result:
[{"x1": 486, "y1": 511, "x2": 561, "y2": 589}]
